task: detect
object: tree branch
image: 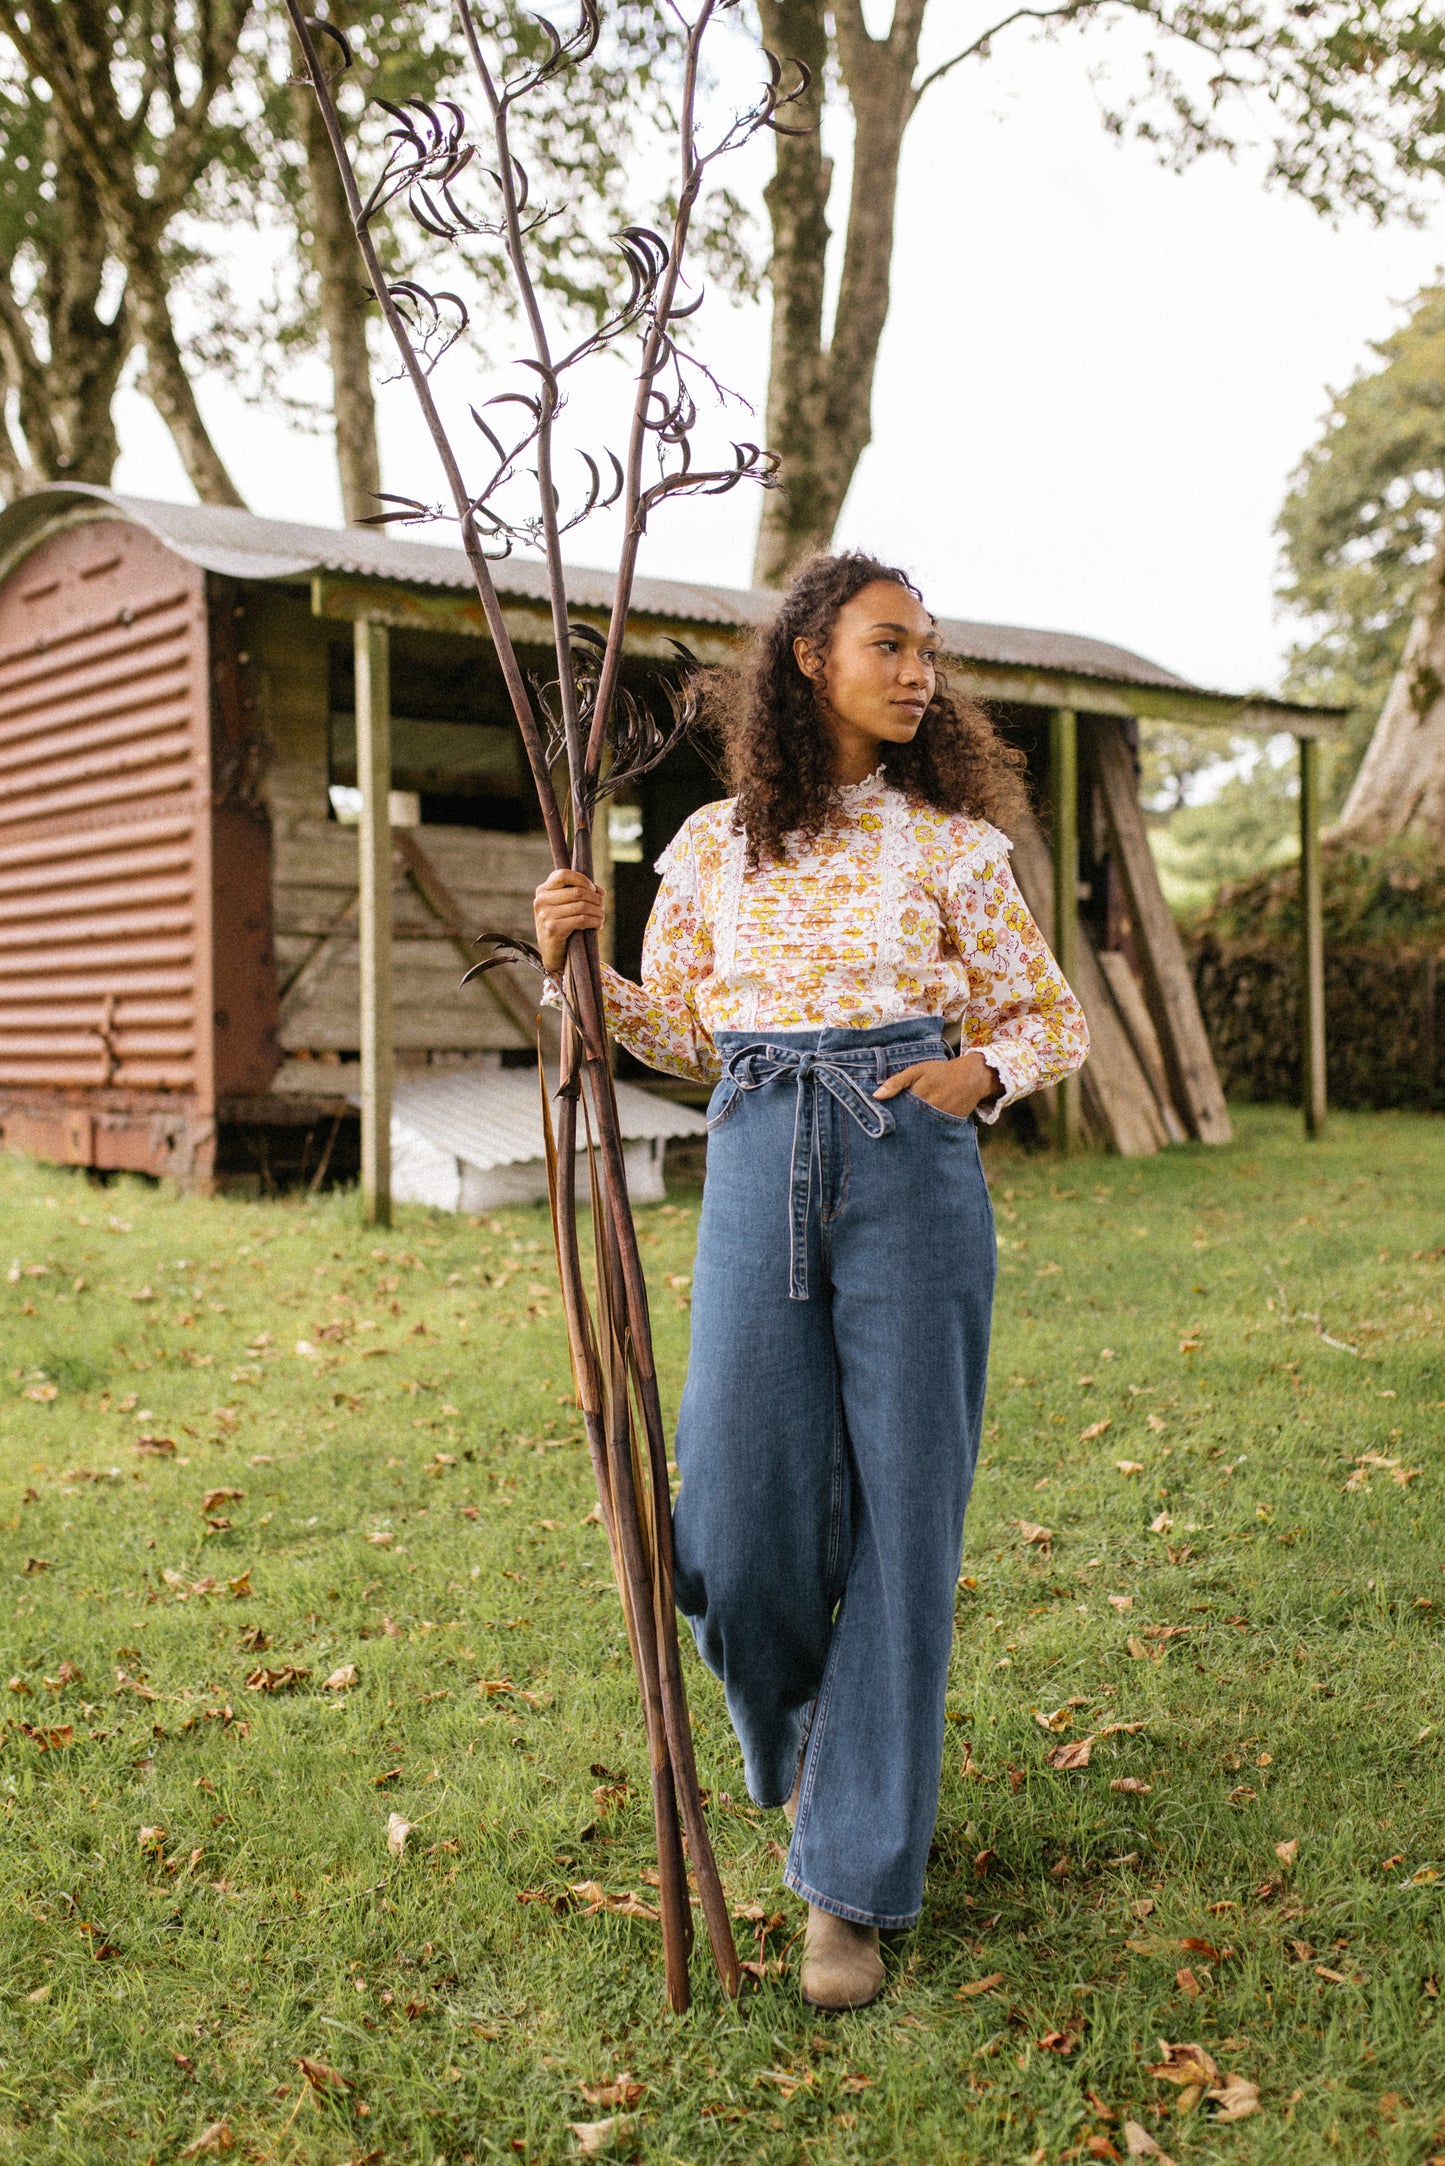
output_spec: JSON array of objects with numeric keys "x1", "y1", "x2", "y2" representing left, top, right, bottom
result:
[{"x1": 912, "y1": 0, "x2": 1096, "y2": 104}]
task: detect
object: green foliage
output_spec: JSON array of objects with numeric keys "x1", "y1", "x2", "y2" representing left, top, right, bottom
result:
[
  {"x1": 3, "y1": 1117, "x2": 1445, "y2": 2161},
  {"x1": 1277, "y1": 279, "x2": 1445, "y2": 812},
  {"x1": 1191, "y1": 833, "x2": 1445, "y2": 943},
  {"x1": 1142, "y1": 729, "x2": 1301, "y2": 918}
]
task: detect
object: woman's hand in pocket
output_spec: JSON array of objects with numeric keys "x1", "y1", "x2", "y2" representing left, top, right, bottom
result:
[{"x1": 874, "y1": 1050, "x2": 1001, "y2": 1121}]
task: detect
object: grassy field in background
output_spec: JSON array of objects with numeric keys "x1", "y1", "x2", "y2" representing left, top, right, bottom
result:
[{"x1": 1, "y1": 1104, "x2": 1443, "y2": 2166}]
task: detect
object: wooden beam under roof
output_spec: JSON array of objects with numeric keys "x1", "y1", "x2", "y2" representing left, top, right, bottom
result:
[{"x1": 311, "y1": 574, "x2": 1346, "y2": 736}]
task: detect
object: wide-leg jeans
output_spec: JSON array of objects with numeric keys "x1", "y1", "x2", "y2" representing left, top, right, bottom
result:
[{"x1": 672, "y1": 1018, "x2": 997, "y2": 1930}]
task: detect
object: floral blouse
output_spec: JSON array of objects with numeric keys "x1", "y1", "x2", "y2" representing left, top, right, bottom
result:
[{"x1": 575, "y1": 770, "x2": 1088, "y2": 1117}]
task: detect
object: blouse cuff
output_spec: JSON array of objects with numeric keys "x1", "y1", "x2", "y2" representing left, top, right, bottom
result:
[{"x1": 972, "y1": 1045, "x2": 1031, "y2": 1123}]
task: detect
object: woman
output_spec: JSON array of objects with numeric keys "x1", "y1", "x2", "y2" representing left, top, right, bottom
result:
[{"x1": 534, "y1": 552, "x2": 1088, "y2": 2011}]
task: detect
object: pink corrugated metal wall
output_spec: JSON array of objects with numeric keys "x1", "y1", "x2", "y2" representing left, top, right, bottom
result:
[{"x1": 0, "y1": 517, "x2": 215, "y2": 1179}]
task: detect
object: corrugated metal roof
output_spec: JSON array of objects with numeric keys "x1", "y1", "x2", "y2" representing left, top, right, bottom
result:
[
  {"x1": 362, "y1": 1067, "x2": 706, "y2": 1175},
  {"x1": 0, "y1": 482, "x2": 1220, "y2": 698}
]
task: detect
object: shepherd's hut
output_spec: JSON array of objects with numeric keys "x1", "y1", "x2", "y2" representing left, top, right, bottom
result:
[{"x1": 0, "y1": 486, "x2": 1340, "y2": 1192}]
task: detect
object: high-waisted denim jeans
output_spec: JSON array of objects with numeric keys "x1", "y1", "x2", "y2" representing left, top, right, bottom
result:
[{"x1": 672, "y1": 1018, "x2": 996, "y2": 1929}]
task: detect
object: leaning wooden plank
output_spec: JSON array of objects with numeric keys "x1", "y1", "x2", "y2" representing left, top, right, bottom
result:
[
  {"x1": 394, "y1": 829, "x2": 561, "y2": 1063},
  {"x1": 1097, "y1": 950, "x2": 1188, "y2": 1144},
  {"x1": 1006, "y1": 808, "x2": 1168, "y2": 1155},
  {"x1": 1094, "y1": 721, "x2": 1232, "y2": 1144}
]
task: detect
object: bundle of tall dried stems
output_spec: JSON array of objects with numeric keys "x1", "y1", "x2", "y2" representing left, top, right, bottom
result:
[{"x1": 284, "y1": 0, "x2": 806, "y2": 2010}]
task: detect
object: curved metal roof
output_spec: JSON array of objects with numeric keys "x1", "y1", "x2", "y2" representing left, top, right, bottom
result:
[{"x1": 0, "y1": 482, "x2": 1331, "y2": 722}]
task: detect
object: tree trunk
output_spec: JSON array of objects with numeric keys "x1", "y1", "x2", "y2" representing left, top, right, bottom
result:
[
  {"x1": 125, "y1": 231, "x2": 246, "y2": 507},
  {"x1": 295, "y1": 66, "x2": 383, "y2": 524},
  {"x1": 752, "y1": 0, "x2": 923, "y2": 587},
  {"x1": 0, "y1": 127, "x2": 127, "y2": 494},
  {"x1": 1335, "y1": 519, "x2": 1445, "y2": 847}
]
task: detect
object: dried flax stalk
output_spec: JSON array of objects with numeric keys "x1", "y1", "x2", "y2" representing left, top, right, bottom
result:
[{"x1": 284, "y1": 0, "x2": 805, "y2": 2008}]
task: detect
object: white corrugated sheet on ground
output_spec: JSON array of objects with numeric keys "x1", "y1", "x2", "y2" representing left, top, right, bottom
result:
[{"x1": 355, "y1": 1068, "x2": 708, "y2": 1212}]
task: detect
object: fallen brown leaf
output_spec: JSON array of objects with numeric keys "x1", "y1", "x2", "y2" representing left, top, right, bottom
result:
[
  {"x1": 1108, "y1": 1594, "x2": 1134, "y2": 1612},
  {"x1": 1176, "y1": 1967, "x2": 1203, "y2": 2001},
  {"x1": 1208, "y1": 2074, "x2": 1260, "y2": 2122},
  {"x1": 568, "y1": 2118, "x2": 628, "y2": 2157},
  {"x1": 297, "y1": 2055, "x2": 351, "y2": 2093},
  {"x1": 1148, "y1": 2040, "x2": 1219, "y2": 2089},
  {"x1": 973, "y1": 1848, "x2": 999, "y2": 1878},
  {"x1": 1115, "y1": 1461, "x2": 1144, "y2": 1476},
  {"x1": 1123, "y1": 2121, "x2": 1177, "y2": 2164},
  {"x1": 1099, "y1": 1721, "x2": 1148, "y2": 1738},
  {"x1": 578, "y1": 2076, "x2": 644, "y2": 2109},
  {"x1": 1049, "y1": 1737, "x2": 1094, "y2": 1771},
  {"x1": 1017, "y1": 1520, "x2": 1052, "y2": 1552},
  {"x1": 1079, "y1": 1420, "x2": 1113, "y2": 1441},
  {"x1": 201, "y1": 1488, "x2": 244, "y2": 1513},
  {"x1": 324, "y1": 1664, "x2": 359, "y2": 1691},
  {"x1": 244, "y1": 1665, "x2": 311, "y2": 1693},
  {"x1": 1275, "y1": 1837, "x2": 1298, "y2": 1866},
  {"x1": 957, "y1": 1971, "x2": 1005, "y2": 1997},
  {"x1": 386, "y1": 1813, "x2": 414, "y2": 1858},
  {"x1": 1111, "y1": 1777, "x2": 1152, "y2": 1795},
  {"x1": 133, "y1": 1435, "x2": 176, "y2": 1456},
  {"x1": 1037, "y1": 2029, "x2": 1077, "y2": 2053},
  {"x1": 1034, "y1": 1706, "x2": 1073, "y2": 1733},
  {"x1": 568, "y1": 1880, "x2": 661, "y2": 1921},
  {"x1": 178, "y1": 2123, "x2": 234, "y2": 2158}
]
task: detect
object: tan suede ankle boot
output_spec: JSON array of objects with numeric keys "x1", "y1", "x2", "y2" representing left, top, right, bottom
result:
[{"x1": 799, "y1": 1905, "x2": 884, "y2": 2011}]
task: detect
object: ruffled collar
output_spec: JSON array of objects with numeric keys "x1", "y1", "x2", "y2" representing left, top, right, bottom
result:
[{"x1": 833, "y1": 765, "x2": 889, "y2": 811}]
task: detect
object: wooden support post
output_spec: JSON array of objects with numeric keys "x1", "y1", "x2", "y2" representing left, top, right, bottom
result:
[
  {"x1": 356, "y1": 618, "x2": 394, "y2": 1225},
  {"x1": 1050, "y1": 707, "x2": 1081, "y2": 1153},
  {"x1": 1298, "y1": 733, "x2": 1326, "y2": 1137}
]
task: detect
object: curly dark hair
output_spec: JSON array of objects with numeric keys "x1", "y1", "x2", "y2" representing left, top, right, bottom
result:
[{"x1": 713, "y1": 550, "x2": 1028, "y2": 867}]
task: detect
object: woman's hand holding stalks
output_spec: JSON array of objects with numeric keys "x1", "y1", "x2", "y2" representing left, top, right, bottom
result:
[{"x1": 534, "y1": 869, "x2": 607, "y2": 975}]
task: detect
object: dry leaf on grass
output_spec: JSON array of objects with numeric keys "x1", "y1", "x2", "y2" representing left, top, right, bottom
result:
[
  {"x1": 296, "y1": 2055, "x2": 351, "y2": 2093},
  {"x1": 1123, "y1": 2121, "x2": 1176, "y2": 2164},
  {"x1": 973, "y1": 1848, "x2": 999, "y2": 1878},
  {"x1": 1049, "y1": 1737, "x2": 1094, "y2": 1771},
  {"x1": 1080, "y1": 1420, "x2": 1113, "y2": 1441},
  {"x1": 568, "y1": 2118, "x2": 629, "y2": 2156},
  {"x1": 178, "y1": 2124, "x2": 234, "y2": 2158},
  {"x1": 245, "y1": 1665, "x2": 311, "y2": 1693},
  {"x1": 1111, "y1": 1777, "x2": 1152, "y2": 1795},
  {"x1": 1099, "y1": 1721, "x2": 1148, "y2": 1738},
  {"x1": 1209, "y1": 2074, "x2": 1260, "y2": 2122},
  {"x1": 137, "y1": 1825, "x2": 167, "y2": 1851},
  {"x1": 1275, "y1": 1837, "x2": 1298, "y2": 1865},
  {"x1": 1149, "y1": 1512, "x2": 1173, "y2": 1535},
  {"x1": 568, "y1": 1880, "x2": 661, "y2": 1921},
  {"x1": 324, "y1": 1665, "x2": 358, "y2": 1691},
  {"x1": 386, "y1": 1813, "x2": 414, "y2": 1858},
  {"x1": 1108, "y1": 1594, "x2": 1134, "y2": 1611},
  {"x1": 1176, "y1": 1967, "x2": 1203, "y2": 2001},
  {"x1": 579, "y1": 2076, "x2": 644, "y2": 2109},
  {"x1": 133, "y1": 1435, "x2": 176, "y2": 1456},
  {"x1": 200, "y1": 1488, "x2": 244, "y2": 1513},
  {"x1": 1115, "y1": 1461, "x2": 1144, "y2": 1476},
  {"x1": 960, "y1": 1740, "x2": 992, "y2": 1781},
  {"x1": 1017, "y1": 1521, "x2": 1052, "y2": 1552},
  {"x1": 1034, "y1": 1706, "x2": 1073, "y2": 1733},
  {"x1": 957, "y1": 1971, "x2": 1005, "y2": 1997}
]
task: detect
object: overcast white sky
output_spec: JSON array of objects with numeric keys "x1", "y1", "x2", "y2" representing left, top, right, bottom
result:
[{"x1": 114, "y1": 18, "x2": 1444, "y2": 699}]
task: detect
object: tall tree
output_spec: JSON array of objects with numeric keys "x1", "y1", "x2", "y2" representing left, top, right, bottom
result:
[
  {"x1": 752, "y1": 0, "x2": 1445, "y2": 586},
  {"x1": 0, "y1": 1, "x2": 254, "y2": 506},
  {"x1": 1278, "y1": 282, "x2": 1445, "y2": 843},
  {"x1": 0, "y1": 68, "x2": 127, "y2": 493}
]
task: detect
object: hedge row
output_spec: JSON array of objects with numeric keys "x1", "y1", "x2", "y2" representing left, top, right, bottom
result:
[{"x1": 1191, "y1": 936, "x2": 1445, "y2": 1111}]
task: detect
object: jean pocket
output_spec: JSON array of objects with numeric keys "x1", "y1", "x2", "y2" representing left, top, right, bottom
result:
[
  {"x1": 705, "y1": 1078, "x2": 742, "y2": 1133},
  {"x1": 906, "y1": 1088, "x2": 974, "y2": 1132}
]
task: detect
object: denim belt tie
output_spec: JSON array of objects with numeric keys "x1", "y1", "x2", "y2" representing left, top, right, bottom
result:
[{"x1": 715, "y1": 1044, "x2": 896, "y2": 1300}]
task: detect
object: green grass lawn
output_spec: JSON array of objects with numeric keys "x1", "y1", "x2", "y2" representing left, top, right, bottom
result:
[{"x1": 2, "y1": 1104, "x2": 1443, "y2": 2166}]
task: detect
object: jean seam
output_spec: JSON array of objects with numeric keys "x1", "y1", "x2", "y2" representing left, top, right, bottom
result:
[
  {"x1": 824, "y1": 1374, "x2": 846, "y2": 1604},
  {"x1": 783, "y1": 1870, "x2": 920, "y2": 1932}
]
